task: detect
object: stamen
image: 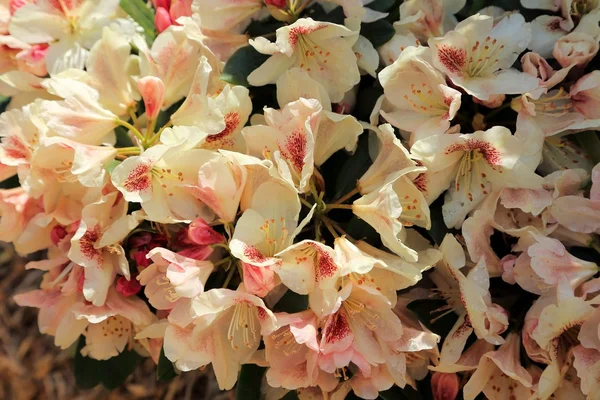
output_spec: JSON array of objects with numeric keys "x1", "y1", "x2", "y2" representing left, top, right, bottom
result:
[{"x1": 228, "y1": 302, "x2": 259, "y2": 350}]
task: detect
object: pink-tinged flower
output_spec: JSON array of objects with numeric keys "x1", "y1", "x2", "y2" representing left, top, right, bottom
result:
[
  {"x1": 229, "y1": 180, "x2": 307, "y2": 296},
  {"x1": 463, "y1": 333, "x2": 534, "y2": 400},
  {"x1": 274, "y1": 240, "x2": 340, "y2": 315},
  {"x1": 243, "y1": 98, "x2": 320, "y2": 193},
  {"x1": 527, "y1": 15, "x2": 569, "y2": 58},
  {"x1": 191, "y1": 0, "x2": 262, "y2": 32},
  {"x1": 550, "y1": 163, "x2": 600, "y2": 234},
  {"x1": 248, "y1": 18, "x2": 360, "y2": 103},
  {"x1": 137, "y1": 247, "x2": 213, "y2": 310},
  {"x1": 264, "y1": 310, "x2": 323, "y2": 390},
  {"x1": 188, "y1": 151, "x2": 270, "y2": 222},
  {"x1": 137, "y1": 76, "x2": 165, "y2": 121},
  {"x1": 522, "y1": 0, "x2": 600, "y2": 32},
  {"x1": 430, "y1": 339, "x2": 494, "y2": 373},
  {"x1": 0, "y1": 103, "x2": 43, "y2": 170},
  {"x1": 0, "y1": 187, "x2": 41, "y2": 244},
  {"x1": 318, "y1": 283, "x2": 404, "y2": 379},
  {"x1": 170, "y1": 57, "x2": 252, "y2": 152},
  {"x1": 572, "y1": 346, "x2": 600, "y2": 397},
  {"x1": 411, "y1": 127, "x2": 544, "y2": 228},
  {"x1": 358, "y1": 124, "x2": 421, "y2": 193},
  {"x1": 525, "y1": 280, "x2": 596, "y2": 398},
  {"x1": 431, "y1": 234, "x2": 509, "y2": 364},
  {"x1": 394, "y1": 0, "x2": 466, "y2": 41},
  {"x1": 139, "y1": 25, "x2": 218, "y2": 107},
  {"x1": 378, "y1": 32, "x2": 421, "y2": 67},
  {"x1": 521, "y1": 52, "x2": 574, "y2": 99},
  {"x1": 379, "y1": 46, "x2": 461, "y2": 146},
  {"x1": 527, "y1": 233, "x2": 599, "y2": 288},
  {"x1": 163, "y1": 287, "x2": 277, "y2": 390},
  {"x1": 429, "y1": 13, "x2": 538, "y2": 101},
  {"x1": 111, "y1": 130, "x2": 216, "y2": 223},
  {"x1": 15, "y1": 43, "x2": 48, "y2": 76},
  {"x1": 431, "y1": 372, "x2": 459, "y2": 400},
  {"x1": 9, "y1": 0, "x2": 122, "y2": 74},
  {"x1": 68, "y1": 192, "x2": 141, "y2": 306}
]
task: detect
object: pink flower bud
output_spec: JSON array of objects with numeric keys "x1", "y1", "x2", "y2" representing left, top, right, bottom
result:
[
  {"x1": 169, "y1": 0, "x2": 192, "y2": 21},
  {"x1": 154, "y1": 7, "x2": 173, "y2": 33},
  {"x1": 116, "y1": 276, "x2": 142, "y2": 297},
  {"x1": 188, "y1": 218, "x2": 225, "y2": 246},
  {"x1": 473, "y1": 94, "x2": 505, "y2": 109},
  {"x1": 431, "y1": 372, "x2": 459, "y2": 400},
  {"x1": 265, "y1": 0, "x2": 287, "y2": 8},
  {"x1": 153, "y1": 0, "x2": 171, "y2": 9},
  {"x1": 137, "y1": 76, "x2": 165, "y2": 120},
  {"x1": 133, "y1": 250, "x2": 151, "y2": 269},
  {"x1": 50, "y1": 225, "x2": 68, "y2": 246},
  {"x1": 242, "y1": 263, "x2": 276, "y2": 297},
  {"x1": 178, "y1": 245, "x2": 214, "y2": 260}
]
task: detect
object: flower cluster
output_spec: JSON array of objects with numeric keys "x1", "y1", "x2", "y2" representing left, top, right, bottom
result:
[{"x1": 1, "y1": 0, "x2": 600, "y2": 399}]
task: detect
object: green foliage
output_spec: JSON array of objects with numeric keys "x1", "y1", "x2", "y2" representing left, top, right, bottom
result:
[
  {"x1": 119, "y1": 0, "x2": 157, "y2": 44},
  {"x1": 157, "y1": 347, "x2": 177, "y2": 382},
  {"x1": 236, "y1": 364, "x2": 266, "y2": 400},
  {"x1": 221, "y1": 46, "x2": 271, "y2": 87},
  {"x1": 360, "y1": 19, "x2": 395, "y2": 48},
  {"x1": 73, "y1": 335, "x2": 143, "y2": 390},
  {"x1": 575, "y1": 131, "x2": 600, "y2": 165},
  {"x1": 273, "y1": 290, "x2": 309, "y2": 313}
]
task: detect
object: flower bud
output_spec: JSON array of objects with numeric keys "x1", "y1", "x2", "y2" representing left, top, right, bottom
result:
[
  {"x1": 265, "y1": 0, "x2": 286, "y2": 7},
  {"x1": 178, "y1": 245, "x2": 214, "y2": 261},
  {"x1": 265, "y1": 0, "x2": 293, "y2": 22},
  {"x1": 431, "y1": 372, "x2": 459, "y2": 400},
  {"x1": 153, "y1": 0, "x2": 171, "y2": 9},
  {"x1": 188, "y1": 218, "x2": 225, "y2": 246},
  {"x1": 242, "y1": 262, "x2": 276, "y2": 296},
  {"x1": 116, "y1": 276, "x2": 142, "y2": 297},
  {"x1": 50, "y1": 225, "x2": 68, "y2": 246},
  {"x1": 16, "y1": 44, "x2": 48, "y2": 77},
  {"x1": 554, "y1": 32, "x2": 599, "y2": 68},
  {"x1": 137, "y1": 76, "x2": 166, "y2": 120},
  {"x1": 154, "y1": 7, "x2": 173, "y2": 33}
]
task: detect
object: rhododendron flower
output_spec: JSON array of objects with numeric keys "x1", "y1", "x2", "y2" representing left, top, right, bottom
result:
[
  {"x1": 411, "y1": 126, "x2": 544, "y2": 228},
  {"x1": 163, "y1": 286, "x2": 277, "y2": 390},
  {"x1": 429, "y1": 13, "x2": 538, "y2": 101},
  {"x1": 248, "y1": 18, "x2": 360, "y2": 102},
  {"x1": 137, "y1": 247, "x2": 213, "y2": 310},
  {"x1": 68, "y1": 192, "x2": 141, "y2": 306},
  {"x1": 192, "y1": 0, "x2": 262, "y2": 33},
  {"x1": 395, "y1": 0, "x2": 466, "y2": 41},
  {"x1": 9, "y1": 0, "x2": 122, "y2": 73},
  {"x1": 431, "y1": 234, "x2": 509, "y2": 363},
  {"x1": 378, "y1": 46, "x2": 462, "y2": 145}
]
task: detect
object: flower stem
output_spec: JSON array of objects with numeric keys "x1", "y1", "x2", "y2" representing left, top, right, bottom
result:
[
  {"x1": 322, "y1": 217, "x2": 339, "y2": 238},
  {"x1": 222, "y1": 260, "x2": 236, "y2": 288},
  {"x1": 300, "y1": 197, "x2": 313, "y2": 209},
  {"x1": 333, "y1": 187, "x2": 360, "y2": 204},
  {"x1": 325, "y1": 204, "x2": 353, "y2": 211},
  {"x1": 115, "y1": 119, "x2": 145, "y2": 144}
]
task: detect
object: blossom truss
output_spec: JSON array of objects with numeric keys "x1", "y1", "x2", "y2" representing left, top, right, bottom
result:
[{"x1": 1, "y1": 1, "x2": 600, "y2": 400}]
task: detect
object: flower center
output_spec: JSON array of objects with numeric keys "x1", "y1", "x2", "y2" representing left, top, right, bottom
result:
[
  {"x1": 468, "y1": 36, "x2": 505, "y2": 77},
  {"x1": 259, "y1": 217, "x2": 289, "y2": 256},
  {"x1": 403, "y1": 82, "x2": 449, "y2": 115},
  {"x1": 228, "y1": 302, "x2": 259, "y2": 350},
  {"x1": 531, "y1": 88, "x2": 573, "y2": 117},
  {"x1": 270, "y1": 327, "x2": 303, "y2": 356},
  {"x1": 342, "y1": 297, "x2": 379, "y2": 331}
]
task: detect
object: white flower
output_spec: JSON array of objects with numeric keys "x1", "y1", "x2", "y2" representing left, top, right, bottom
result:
[{"x1": 429, "y1": 13, "x2": 538, "y2": 101}]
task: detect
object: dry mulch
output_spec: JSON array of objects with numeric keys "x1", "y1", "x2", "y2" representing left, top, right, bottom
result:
[{"x1": 0, "y1": 243, "x2": 231, "y2": 400}]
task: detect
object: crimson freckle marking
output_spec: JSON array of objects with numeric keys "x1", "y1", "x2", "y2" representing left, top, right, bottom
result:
[
  {"x1": 288, "y1": 25, "x2": 325, "y2": 49},
  {"x1": 280, "y1": 129, "x2": 307, "y2": 172},
  {"x1": 325, "y1": 312, "x2": 351, "y2": 343},
  {"x1": 3, "y1": 136, "x2": 28, "y2": 160},
  {"x1": 244, "y1": 245, "x2": 267, "y2": 263},
  {"x1": 206, "y1": 112, "x2": 240, "y2": 144},
  {"x1": 80, "y1": 225, "x2": 102, "y2": 261},
  {"x1": 124, "y1": 163, "x2": 152, "y2": 192},
  {"x1": 310, "y1": 244, "x2": 337, "y2": 282},
  {"x1": 436, "y1": 45, "x2": 467, "y2": 74},
  {"x1": 444, "y1": 139, "x2": 502, "y2": 165}
]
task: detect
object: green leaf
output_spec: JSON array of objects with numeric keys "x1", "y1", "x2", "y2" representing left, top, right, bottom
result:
[
  {"x1": 366, "y1": 0, "x2": 396, "y2": 12},
  {"x1": 119, "y1": 0, "x2": 157, "y2": 44},
  {"x1": 236, "y1": 364, "x2": 265, "y2": 400},
  {"x1": 360, "y1": 19, "x2": 395, "y2": 48},
  {"x1": 0, "y1": 95, "x2": 10, "y2": 113},
  {"x1": 221, "y1": 45, "x2": 270, "y2": 87},
  {"x1": 575, "y1": 130, "x2": 600, "y2": 165},
  {"x1": 346, "y1": 216, "x2": 381, "y2": 245},
  {"x1": 157, "y1": 346, "x2": 177, "y2": 381},
  {"x1": 73, "y1": 335, "x2": 143, "y2": 390},
  {"x1": 115, "y1": 125, "x2": 135, "y2": 147},
  {"x1": 273, "y1": 290, "x2": 309, "y2": 313}
]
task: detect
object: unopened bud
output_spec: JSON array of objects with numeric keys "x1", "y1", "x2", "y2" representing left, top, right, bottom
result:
[
  {"x1": 431, "y1": 372, "x2": 459, "y2": 400},
  {"x1": 137, "y1": 76, "x2": 165, "y2": 120},
  {"x1": 188, "y1": 218, "x2": 225, "y2": 246},
  {"x1": 154, "y1": 7, "x2": 173, "y2": 33},
  {"x1": 265, "y1": 0, "x2": 286, "y2": 8},
  {"x1": 116, "y1": 276, "x2": 142, "y2": 297},
  {"x1": 50, "y1": 225, "x2": 68, "y2": 246}
]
